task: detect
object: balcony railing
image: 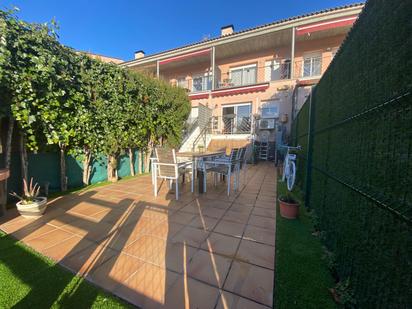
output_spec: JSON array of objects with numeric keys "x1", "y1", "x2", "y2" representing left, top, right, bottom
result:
[
  {"x1": 216, "y1": 62, "x2": 291, "y2": 89},
  {"x1": 293, "y1": 54, "x2": 334, "y2": 79},
  {"x1": 167, "y1": 54, "x2": 335, "y2": 93},
  {"x1": 171, "y1": 75, "x2": 212, "y2": 93},
  {"x1": 211, "y1": 115, "x2": 252, "y2": 135},
  {"x1": 192, "y1": 75, "x2": 212, "y2": 92}
]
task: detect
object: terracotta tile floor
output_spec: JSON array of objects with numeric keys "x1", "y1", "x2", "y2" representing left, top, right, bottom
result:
[{"x1": 0, "y1": 162, "x2": 277, "y2": 308}]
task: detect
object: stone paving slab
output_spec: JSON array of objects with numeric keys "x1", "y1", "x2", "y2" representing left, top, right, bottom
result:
[{"x1": 0, "y1": 162, "x2": 277, "y2": 308}]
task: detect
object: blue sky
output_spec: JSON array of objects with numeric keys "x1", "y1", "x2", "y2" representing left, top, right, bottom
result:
[{"x1": 1, "y1": 0, "x2": 360, "y2": 61}]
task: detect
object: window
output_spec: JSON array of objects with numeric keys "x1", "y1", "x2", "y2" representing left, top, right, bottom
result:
[
  {"x1": 302, "y1": 53, "x2": 322, "y2": 77},
  {"x1": 265, "y1": 59, "x2": 291, "y2": 81},
  {"x1": 229, "y1": 64, "x2": 257, "y2": 86},
  {"x1": 222, "y1": 103, "x2": 252, "y2": 134},
  {"x1": 261, "y1": 100, "x2": 279, "y2": 118},
  {"x1": 192, "y1": 73, "x2": 212, "y2": 92},
  {"x1": 177, "y1": 77, "x2": 188, "y2": 89}
]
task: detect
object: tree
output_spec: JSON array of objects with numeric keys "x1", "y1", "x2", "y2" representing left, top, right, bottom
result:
[
  {"x1": 2, "y1": 11, "x2": 86, "y2": 191},
  {"x1": 0, "y1": 8, "x2": 191, "y2": 200},
  {"x1": 0, "y1": 9, "x2": 38, "y2": 209}
]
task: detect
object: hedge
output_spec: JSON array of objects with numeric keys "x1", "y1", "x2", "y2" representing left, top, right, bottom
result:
[{"x1": 292, "y1": 0, "x2": 412, "y2": 307}]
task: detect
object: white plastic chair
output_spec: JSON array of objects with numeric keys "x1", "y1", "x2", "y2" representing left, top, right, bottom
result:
[{"x1": 153, "y1": 148, "x2": 191, "y2": 200}]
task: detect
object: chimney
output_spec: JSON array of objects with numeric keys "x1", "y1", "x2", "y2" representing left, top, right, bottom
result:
[
  {"x1": 134, "y1": 50, "x2": 145, "y2": 60},
  {"x1": 221, "y1": 25, "x2": 234, "y2": 36}
]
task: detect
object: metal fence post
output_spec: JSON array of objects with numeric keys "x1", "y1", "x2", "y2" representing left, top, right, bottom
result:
[{"x1": 304, "y1": 86, "x2": 316, "y2": 208}]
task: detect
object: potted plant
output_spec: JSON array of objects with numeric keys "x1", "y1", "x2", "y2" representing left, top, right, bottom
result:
[
  {"x1": 10, "y1": 178, "x2": 47, "y2": 218},
  {"x1": 278, "y1": 193, "x2": 299, "y2": 219}
]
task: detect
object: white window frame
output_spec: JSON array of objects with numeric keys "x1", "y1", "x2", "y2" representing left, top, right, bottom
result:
[
  {"x1": 260, "y1": 100, "x2": 279, "y2": 118},
  {"x1": 176, "y1": 77, "x2": 188, "y2": 89},
  {"x1": 221, "y1": 102, "x2": 252, "y2": 134},
  {"x1": 229, "y1": 64, "x2": 257, "y2": 86},
  {"x1": 302, "y1": 52, "x2": 322, "y2": 78},
  {"x1": 192, "y1": 72, "x2": 212, "y2": 92}
]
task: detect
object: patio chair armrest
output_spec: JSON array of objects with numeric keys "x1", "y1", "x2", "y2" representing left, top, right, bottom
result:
[{"x1": 177, "y1": 161, "x2": 192, "y2": 167}]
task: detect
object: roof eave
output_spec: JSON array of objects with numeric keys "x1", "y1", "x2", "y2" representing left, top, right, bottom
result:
[{"x1": 121, "y1": 4, "x2": 363, "y2": 68}]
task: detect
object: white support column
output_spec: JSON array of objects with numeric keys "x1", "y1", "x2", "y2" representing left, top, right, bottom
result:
[
  {"x1": 290, "y1": 27, "x2": 296, "y2": 79},
  {"x1": 211, "y1": 46, "x2": 216, "y2": 90},
  {"x1": 156, "y1": 60, "x2": 160, "y2": 79}
]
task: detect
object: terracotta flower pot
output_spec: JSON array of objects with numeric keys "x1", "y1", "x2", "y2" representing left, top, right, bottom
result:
[
  {"x1": 0, "y1": 168, "x2": 10, "y2": 181},
  {"x1": 16, "y1": 197, "x2": 47, "y2": 218},
  {"x1": 279, "y1": 197, "x2": 299, "y2": 219}
]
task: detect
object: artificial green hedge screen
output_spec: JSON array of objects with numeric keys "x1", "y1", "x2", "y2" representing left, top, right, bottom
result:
[{"x1": 292, "y1": 0, "x2": 411, "y2": 307}]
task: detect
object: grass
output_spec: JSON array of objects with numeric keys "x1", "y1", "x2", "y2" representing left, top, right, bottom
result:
[
  {"x1": 0, "y1": 231, "x2": 131, "y2": 309},
  {"x1": 1, "y1": 173, "x2": 150, "y2": 307},
  {"x1": 275, "y1": 180, "x2": 337, "y2": 309}
]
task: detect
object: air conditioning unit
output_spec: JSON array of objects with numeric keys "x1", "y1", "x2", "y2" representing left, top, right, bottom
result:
[{"x1": 259, "y1": 118, "x2": 275, "y2": 129}]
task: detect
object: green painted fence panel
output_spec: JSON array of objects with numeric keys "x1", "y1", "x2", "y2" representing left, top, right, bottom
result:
[
  {"x1": 2, "y1": 149, "x2": 140, "y2": 202},
  {"x1": 90, "y1": 155, "x2": 108, "y2": 185},
  {"x1": 117, "y1": 154, "x2": 131, "y2": 178},
  {"x1": 66, "y1": 155, "x2": 83, "y2": 188},
  {"x1": 28, "y1": 153, "x2": 60, "y2": 191}
]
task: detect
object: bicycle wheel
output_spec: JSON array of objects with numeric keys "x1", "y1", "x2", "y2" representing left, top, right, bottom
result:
[
  {"x1": 282, "y1": 156, "x2": 289, "y2": 182},
  {"x1": 287, "y1": 161, "x2": 296, "y2": 191}
]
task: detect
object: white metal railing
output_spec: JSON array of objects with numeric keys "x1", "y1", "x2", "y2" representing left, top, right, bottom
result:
[
  {"x1": 211, "y1": 115, "x2": 252, "y2": 135},
  {"x1": 167, "y1": 54, "x2": 335, "y2": 91}
]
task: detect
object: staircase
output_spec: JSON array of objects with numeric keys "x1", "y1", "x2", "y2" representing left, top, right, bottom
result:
[
  {"x1": 179, "y1": 103, "x2": 213, "y2": 152},
  {"x1": 259, "y1": 140, "x2": 269, "y2": 160},
  {"x1": 180, "y1": 126, "x2": 209, "y2": 152}
]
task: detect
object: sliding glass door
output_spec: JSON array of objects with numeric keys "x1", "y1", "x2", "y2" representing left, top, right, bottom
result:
[{"x1": 222, "y1": 103, "x2": 251, "y2": 134}]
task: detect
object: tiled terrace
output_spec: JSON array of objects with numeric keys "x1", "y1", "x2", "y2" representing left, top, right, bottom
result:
[{"x1": 0, "y1": 162, "x2": 277, "y2": 308}]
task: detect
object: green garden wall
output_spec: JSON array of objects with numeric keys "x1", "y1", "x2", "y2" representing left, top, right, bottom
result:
[
  {"x1": 292, "y1": 0, "x2": 411, "y2": 307},
  {"x1": 1, "y1": 149, "x2": 141, "y2": 202}
]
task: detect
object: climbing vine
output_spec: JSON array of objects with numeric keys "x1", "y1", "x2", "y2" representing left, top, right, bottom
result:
[{"x1": 0, "y1": 9, "x2": 190, "y2": 192}]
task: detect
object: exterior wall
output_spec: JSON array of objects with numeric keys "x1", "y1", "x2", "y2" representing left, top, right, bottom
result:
[
  {"x1": 215, "y1": 46, "x2": 291, "y2": 85},
  {"x1": 170, "y1": 33, "x2": 346, "y2": 146},
  {"x1": 293, "y1": 34, "x2": 346, "y2": 78},
  {"x1": 161, "y1": 62, "x2": 211, "y2": 90},
  {"x1": 159, "y1": 34, "x2": 345, "y2": 92},
  {"x1": 191, "y1": 79, "x2": 295, "y2": 141},
  {"x1": 82, "y1": 52, "x2": 124, "y2": 64},
  {"x1": 122, "y1": 5, "x2": 362, "y2": 149}
]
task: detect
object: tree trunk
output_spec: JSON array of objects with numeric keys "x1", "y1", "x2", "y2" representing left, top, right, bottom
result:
[
  {"x1": 1, "y1": 116, "x2": 14, "y2": 216},
  {"x1": 107, "y1": 155, "x2": 118, "y2": 182},
  {"x1": 4, "y1": 116, "x2": 14, "y2": 170},
  {"x1": 59, "y1": 144, "x2": 68, "y2": 191},
  {"x1": 82, "y1": 149, "x2": 92, "y2": 186},
  {"x1": 19, "y1": 131, "x2": 29, "y2": 184},
  {"x1": 144, "y1": 139, "x2": 154, "y2": 174},
  {"x1": 128, "y1": 148, "x2": 135, "y2": 176}
]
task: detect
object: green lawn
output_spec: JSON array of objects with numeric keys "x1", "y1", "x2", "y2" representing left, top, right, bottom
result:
[
  {"x1": 275, "y1": 180, "x2": 337, "y2": 309},
  {"x1": 0, "y1": 231, "x2": 130, "y2": 309}
]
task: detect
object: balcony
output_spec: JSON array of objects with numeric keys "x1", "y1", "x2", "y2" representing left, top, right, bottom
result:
[
  {"x1": 166, "y1": 54, "x2": 334, "y2": 96},
  {"x1": 211, "y1": 115, "x2": 252, "y2": 135},
  {"x1": 216, "y1": 61, "x2": 291, "y2": 90},
  {"x1": 171, "y1": 74, "x2": 212, "y2": 93}
]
